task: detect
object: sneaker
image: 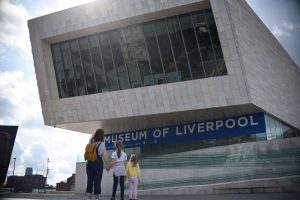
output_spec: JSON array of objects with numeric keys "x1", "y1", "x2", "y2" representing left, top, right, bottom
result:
[{"x1": 86, "y1": 192, "x2": 92, "y2": 200}]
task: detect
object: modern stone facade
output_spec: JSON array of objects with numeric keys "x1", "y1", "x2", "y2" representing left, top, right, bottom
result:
[
  {"x1": 28, "y1": 0, "x2": 300, "y2": 134},
  {"x1": 28, "y1": 0, "x2": 300, "y2": 196}
]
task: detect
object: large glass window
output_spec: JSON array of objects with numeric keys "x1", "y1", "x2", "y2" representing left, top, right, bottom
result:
[
  {"x1": 99, "y1": 33, "x2": 119, "y2": 91},
  {"x1": 167, "y1": 17, "x2": 191, "y2": 81},
  {"x1": 51, "y1": 9, "x2": 227, "y2": 98},
  {"x1": 179, "y1": 14, "x2": 205, "y2": 79},
  {"x1": 52, "y1": 44, "x2": 68, "y2": 98},
  {"x1": 143, "y1": 22, "x2": 166, "y2": 85},
  {"x1": 110, "y1": 30, "x2": 131, "y2": 90},
  {"x1": 121, "y1": 26, "x2": 143, "y2": 88},
  {"x1": 70, "y1": 40, "x2": 87, "y2": 96},
  {"x1": 79, "y1": 38, "x2": 97, "y2": 94},
  {"x1": 61, "y1": 43, "x2": 77, "y2": 97},
  {"x1": 155, "y1": 20, "x2": 178, "y2": 83},
  {"x1": 88, "y1": 35, "x2": 108, "y2": 92}
]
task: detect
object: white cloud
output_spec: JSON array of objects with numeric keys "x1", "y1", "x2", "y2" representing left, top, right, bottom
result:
[
  {"x1": 271, "y1": 21, "x2": 299, "y2": 38},
  {"x1": 1, "y1": 71, "x2": 89, "y2": 185},
  {"x1": 282, "y1": 21, "x2": 295, "y2": 31},
  {"x1": 0, "y1": 0, "x2": 32, "y2": 57},
  {"x1": 271, "y1": 24, "x2": 290, "y2": 37}
]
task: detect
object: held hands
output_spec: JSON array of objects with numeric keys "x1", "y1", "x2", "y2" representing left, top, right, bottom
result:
[{"x1": 105, "y1": 163, "x2": 110, "y2": 172}]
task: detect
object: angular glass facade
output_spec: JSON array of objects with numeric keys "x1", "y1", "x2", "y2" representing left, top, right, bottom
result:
[
  {"x1": 103, "y1": 113, "x2": 300, "y2": 190},
  {"x1": 104, "y1": 113, "x2": 300, "y2": 159},
  {"x1": 51, "y1": 9, "x2": 227, "y2": 98}
]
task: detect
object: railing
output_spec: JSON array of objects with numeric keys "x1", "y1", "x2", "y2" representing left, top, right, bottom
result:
[{"x1": 135, "y1": 147, "x2": 300, "y2": 190}]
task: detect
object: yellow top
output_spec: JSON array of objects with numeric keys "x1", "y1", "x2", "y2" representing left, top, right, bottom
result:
[{"x1": 126, "y1": 162, "x2": 141, "y2": 179}]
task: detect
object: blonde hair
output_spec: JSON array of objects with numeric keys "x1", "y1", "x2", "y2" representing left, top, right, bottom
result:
[{"x1": 129, "y1": 154, "x2": 138, "y2": 167}]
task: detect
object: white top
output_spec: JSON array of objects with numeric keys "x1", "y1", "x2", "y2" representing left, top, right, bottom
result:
[
  {"x1": 95, "y1": 142, "x2": 106, "y2": 156},
  {"x1": 111, "y1": 151, "x2": 127, "y2": 176}
]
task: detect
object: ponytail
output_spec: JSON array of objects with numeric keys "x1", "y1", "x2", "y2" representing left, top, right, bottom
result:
[{"x1": 115, "y1": 141, "x2": 123, "y2": 158}]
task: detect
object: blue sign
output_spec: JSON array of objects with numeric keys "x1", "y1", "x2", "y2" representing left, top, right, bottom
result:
[{"x1": 105, "y1": 112, "x2": 266, "y2": 150}]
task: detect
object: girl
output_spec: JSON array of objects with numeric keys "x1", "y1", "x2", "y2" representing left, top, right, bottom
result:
[
  {"x1": 108, "y1": 141, "x2": 127, "y2": 200},
  {"x1": 86, "y1": 129, "x2": 109, "y2": 200},
  {"x1": 126, "y1": 154, "x2": 141, "y2": 200}
]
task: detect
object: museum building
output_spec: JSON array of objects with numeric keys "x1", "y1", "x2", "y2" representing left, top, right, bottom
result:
[{"x1": 28, "y1": 0, "x2": 300, "y2": 195}]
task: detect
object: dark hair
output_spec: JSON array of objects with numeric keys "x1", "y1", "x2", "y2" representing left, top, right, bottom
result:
[
  {"x1": 93, "y1": 129, "x2": 104, "y2": 142},
  {"x1": 130, "y1": 154, "x2": 138, "y2": 167},
  {"x1": 115, "y1": 141, "x2": 123, "y2": 159}
]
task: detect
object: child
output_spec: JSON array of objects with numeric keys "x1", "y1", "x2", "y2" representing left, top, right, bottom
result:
[
  {"x1": 108, "y1": 141, "x2": 127, "y2": 200},
  {"x1": 126, "y1": 154, "x2": 141, "y2": 200}
]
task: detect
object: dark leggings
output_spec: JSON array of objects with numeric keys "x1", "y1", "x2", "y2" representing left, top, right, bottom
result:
[{"x1": 112, "y1": 174, "x2": 125, "y2": 198}]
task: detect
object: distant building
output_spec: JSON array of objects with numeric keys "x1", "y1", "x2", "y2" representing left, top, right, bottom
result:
[
  {"x1": 6, "y1": 174, "x2": 46, "y2": 193},
  {"x1": 56, "y1": 174, "x2": 75, "y2": 191},
  {"x1": 25, "y1": 168, "x2": 33, "y2": 176},
  {"x1": 56, "y1": 181, "x2": 68, "y2": 191},
  {"x1": 0, "y1": 126, "x2": 18, "y2": 186}
]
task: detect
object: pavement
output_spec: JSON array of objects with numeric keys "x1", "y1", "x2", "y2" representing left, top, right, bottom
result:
[{"x1": 1, "y1": 193, "x2": 300, "y2": 200}]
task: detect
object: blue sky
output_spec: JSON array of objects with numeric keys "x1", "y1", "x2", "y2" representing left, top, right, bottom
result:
[{"x1": 0, "y1": 0, "x2": 299, "y2": 186}]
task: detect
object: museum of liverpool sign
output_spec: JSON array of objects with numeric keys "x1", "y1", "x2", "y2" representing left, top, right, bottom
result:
[{"x1": 105, "y1": 112, "x2": 266, "y2": 150}]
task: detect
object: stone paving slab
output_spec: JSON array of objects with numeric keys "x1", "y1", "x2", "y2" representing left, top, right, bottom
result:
[{"x1": 1, "y1": 193, "x2": 300, "y2": 200}]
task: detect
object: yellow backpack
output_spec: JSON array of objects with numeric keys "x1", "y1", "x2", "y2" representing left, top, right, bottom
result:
[{"x1": 84, "y1": 143, "x2": 99, "y2": 162}]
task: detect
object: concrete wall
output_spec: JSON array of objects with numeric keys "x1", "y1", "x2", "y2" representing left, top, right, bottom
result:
[
  {"x1": 224, "y1": 0, "x2": 300, "y2": 129},
  {"x1": 28, "y1": 0, "x2": 300, "y2": 133},
  {"x1": 28, "y1": 0, "x2": 251, "y2": 134}
]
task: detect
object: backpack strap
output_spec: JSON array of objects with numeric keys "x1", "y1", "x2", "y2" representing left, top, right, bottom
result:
[{"x1": 95, "y1": 142, "x2": 101, "y2": 157}]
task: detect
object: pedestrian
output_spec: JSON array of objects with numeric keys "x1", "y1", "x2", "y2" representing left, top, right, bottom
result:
[
  {"x1": 85, "y1": 129, "x2": 109, "y2": 200},
  {"x1": 126, "y1": 154, "x2": 141, "y2": 200},
  {"x1": 108, "y1": 141, "x2": 127, "y2": 200}
]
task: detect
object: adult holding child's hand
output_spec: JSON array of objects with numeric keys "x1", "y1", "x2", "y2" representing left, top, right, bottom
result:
[{"x1": 85, "y1": 129, "x2": 109, "y2": 200}]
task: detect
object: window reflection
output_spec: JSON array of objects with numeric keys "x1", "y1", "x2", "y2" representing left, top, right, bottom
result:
[
  {"x1": 110, "y1": 30, "x2": 131, "y2": 90},
  {"x1": 70, "y1": 40, "x2": 87, "y2": 96},
  {"x1": 51, "y1": 9, "x2": 227, "y2": 98},
  {"x1": 179, "y1": 14, "x2": 205, "y2": 79},
  {"x1": 61, "y1": 43, "x2": 77, "y2": 97},
  {"x1": 99, "y1": 33, "x2": 119, "y2": 91},
  {"x1": 52, "y1": 44, "x2": 68, "y2": 98},
  {"x1": 143, "y1": 23, "x2": 166, "y2": 84},
  {"x1": 156, "y1": 20, "x2": 178, "y2": 83},
  {"x1": 121, "y1": 26, "x2": 143, "y2": 88},
  {"x1": 89, "y1": 35, "x2": 108, "y2": 92},
  {"x1": 167, "y1": 17, "x2": 191, "y2": 81},
  {"x1": 79, "y1": 38, "x2": 97, "y2": 94}
]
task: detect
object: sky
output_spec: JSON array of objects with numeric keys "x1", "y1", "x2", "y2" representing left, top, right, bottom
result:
[{"x1": 0, "y1": 0, "x2": 299, "y2": 186}]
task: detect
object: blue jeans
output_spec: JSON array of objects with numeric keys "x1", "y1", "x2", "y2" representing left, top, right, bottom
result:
[{"x1": 86, "y1": 157, "x2": 103, "y2": 195}]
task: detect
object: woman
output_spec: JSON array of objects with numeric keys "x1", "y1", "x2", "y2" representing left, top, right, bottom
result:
[
  {"x1": 108, "y1": 141, "x2": 127, "y2": 200},
  {"x1": 86, "y1": 129, "x2": 109, "y2": 200}
]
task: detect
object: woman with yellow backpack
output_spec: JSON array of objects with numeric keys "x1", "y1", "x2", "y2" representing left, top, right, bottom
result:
[{"x1": 85, "y1": 129, "x2": 109, "y2": 200}]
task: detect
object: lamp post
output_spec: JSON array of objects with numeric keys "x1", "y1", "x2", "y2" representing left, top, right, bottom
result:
[
  {"x1": 10, "y1": 157, "x2": 16, "y2": 192},
  {"x1": 45, "y1": 158, "x2": 50, "y2": 192}
]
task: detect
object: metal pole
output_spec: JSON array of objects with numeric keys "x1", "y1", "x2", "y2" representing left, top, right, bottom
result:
[
  {"x1": 10, "y1": 157, "x2": 16, "y2": 192},
  {"x1": 45, "y1": 158, "x2": 49, "y2": 192}
]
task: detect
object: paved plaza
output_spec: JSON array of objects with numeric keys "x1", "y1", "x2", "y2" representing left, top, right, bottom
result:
[{"x1": 1, "y1": 193, "x2": 300, "y2": 200}]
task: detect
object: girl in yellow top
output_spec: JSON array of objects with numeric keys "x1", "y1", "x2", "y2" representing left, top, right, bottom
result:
[{"x1": 126, "y1": 154, "x2": 141, "y2": 200}]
